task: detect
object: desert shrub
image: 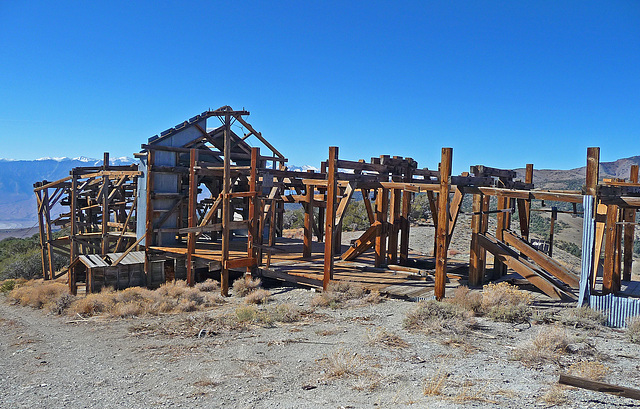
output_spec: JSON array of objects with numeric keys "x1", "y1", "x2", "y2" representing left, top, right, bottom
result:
[
  {"x1": 568, "y1": 361, "x2": 608, "y2": 381},
  {"x1": 556, "y1": 240, "x2": 582, "y2": 258},
  {"x1": 481, "y1": 282, "x2": 532, "y2": 322},
  {"x1": 269, "y1": 303, "x2": 301, "y2": 323},
  {"x1": 627, "y1": 316, "x2": 640, "y2": 344},
  {"x1": 367, "y1": 329, "x2": 409, "y2": 349},
  {"x1": 283, "y1": 207, "x2": 305, "y2": 230},
  {"x1": 245, "y1": 289, "x2": 270, "y2": 305},
  {"x1": 236, "y1": 305, "x2": 258, "y2": 323},
  {"x1": 341, "y1": 201, "x2": 371, "y2": 232},
  {"x1": 72, "y1": 288, "x2": 116, "y2": 315},
  {"x1": 447, "y1": 286, "x2": 482, "y2": 313},
  {"x1": 317, "y1": 349, "x2": 364, "y2": 379},
  {"x1": 50, "y1": 293, "x2": 76, "y2": 315},
  {"x1": 404, "y1": 300, "x2": 475, "y2": 335},
  {"x1": 9, "y1": 281, "x2": 69, "y2": 309},
  {"x1": 513, "y1": 325, "x2": 574, "y2": 365},
  {"x1": 559, "y1": 307, "x2": 606, "y2": 329},
  {"x1": 0, "y1": 279, "x2": 16, "y2": 293},
  {"x1": 196, "y1": 279, "x2": 219, "y2": 292},
  {"x1": 233, "y1": 277, "x2": 261, "y2": 297},
  {"x1": 311, "y1": 281, "x2": 378, "y2": 308}
]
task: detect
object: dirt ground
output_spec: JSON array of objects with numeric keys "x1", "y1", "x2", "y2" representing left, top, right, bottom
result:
[{"x1": 2, "y1": 284, "x2": 640, "y2": 409}]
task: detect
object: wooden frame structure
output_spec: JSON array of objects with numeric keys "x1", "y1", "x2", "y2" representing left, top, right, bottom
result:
[{"x1": 34, "y1": 107, "x2": 639, "y2": 303}]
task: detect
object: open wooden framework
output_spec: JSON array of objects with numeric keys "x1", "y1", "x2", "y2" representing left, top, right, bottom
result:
[{"x1": 34, "y1": 107, "x2": 640, "y2": 303}]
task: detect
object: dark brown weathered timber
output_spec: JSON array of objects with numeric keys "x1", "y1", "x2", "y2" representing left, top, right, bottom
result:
[
  {"x1": 603, "y1": 204, "x2": 620, "y2": 294},
  {"x1": 387, "y1": 188, "x2": 401, "y2": 265},
  {"x1": 303, "y1": 183, "x2": 313, "y2": 258},
  {"x1": 623, "y1": 164, "x2": 638, "y2": 281},
  {"x1": 186, "y1": 149, "x2": 198, "y2": 287},
  {"x1": 468, "y1": 193, "x2": 484, "y2": 286},
  {"x1": 375, "y1": 187, "x2": 388, "y2": 268},
  {"x1": 221, "y1": 114, "x2": 231, "y2": 296},
  {"x1": 323, "y1": 147, "x2": 338, "y2": 290},
  {"x1": 585, "y1": 147, "x2": 600, "y2": 197},
  {"x1": 559, "y1": 374, "x2": 640, "y2": 401},
  {"x1": 502, "y1": 230, "x2": 580, "y2": 288},
  {"x1": 341, "y1": 221, "x2": 381, "y2": 261},
  {"x1": 435, "y1": 148, "x2": 452, "y2": 300},
  {"x1": 494, "y1": 196, "x2": 509, "y2": 277}
]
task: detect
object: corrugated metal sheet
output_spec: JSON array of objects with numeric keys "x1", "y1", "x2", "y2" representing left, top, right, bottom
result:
[
  {"x1": 578, "y1": 195, "x2": 594, "y2": 306},
  {"x1": 589, "y1": 293, "x2": 640, "y2": 328},
  {"x1": 79, "y1": 254, "x2": 109, "y2": 268},
  {"x1": 106, "y1": 251, "x2": 145, "y2": 266}
]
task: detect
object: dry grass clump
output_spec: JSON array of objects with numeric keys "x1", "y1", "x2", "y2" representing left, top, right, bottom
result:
[
  {"x1": 447, "y1": 286, "x2": 482, "y2": 313},
  {"x1": 232, "y1": 277, "x2": 261, "y2": 297},
  {"x1": 368, "y1": 329, "x2": 409, "y2": 349},
  {"x1": 568, "y1": 361, "x2": 608, "y2": 381},
  {"x1": 513, "y1": 325, "x2": 575, "y2": 365},
  {"x1": 317, "y1": 349, "x2": 364, "y2": 379},
  {"x1": 423, "y1": 368, "x2": 448, "y2": 396},
  {"x1": 404, "y1": 300, "x2": 475, "y2": 335},
  {"x1": 540, "y1": 385, "x2": 568, "y2": 406},
  {"x1": 626, "y1": 316, "x2": 640, "y2": 344},
  {"x1": 9, "y1": 281, "x2": 69, "y2": 310},
  {"x1": 311, "y1": 281, "x2": 381, "y2": 309},
  {"x1": 72, "y1": 287, "x2": 116, "y2": 315},
  {"x1": 234, "y1": 303, "x2": 302, "y2": 326},
  {"x1": 245, "y1": 289, "x2": 270, "y2": 305},
  {"x1": 481, "y1": 282, "x2": 532, "y2": 322},
  {"x1": 559, "y1": 307, "x2": 606, "y2": 329},
  {"x1": 196, "y1": 279, "x2": 219, "y2": 292}
]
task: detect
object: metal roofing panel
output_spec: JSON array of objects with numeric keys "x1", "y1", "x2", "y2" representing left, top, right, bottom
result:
[{"x1": 106, "y1": 251, "x2": 145, "y2": 266}]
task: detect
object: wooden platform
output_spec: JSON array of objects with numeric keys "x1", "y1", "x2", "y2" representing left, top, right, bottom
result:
[{"x1": 153, "y1": 237, "x2": 467, "y2": 300}]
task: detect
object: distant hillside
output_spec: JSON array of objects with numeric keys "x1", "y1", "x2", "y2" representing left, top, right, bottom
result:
[
  {"x1": 0, "y1": 157, "x2": 135, "y2": 228},
  {"x1": 515, "y1": 155, "x2": 640, "y2": 190}
]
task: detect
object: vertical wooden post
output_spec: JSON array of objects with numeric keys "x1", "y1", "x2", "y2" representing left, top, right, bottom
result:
[
  {"x1": 548, "y1": 207, "x2": 557, "y2": 257},
  {"x1": 69, "y1": 173, "x2": 78, "y2": 295},
  {"x1": 317, "y1": 162, "x2": 326, "y2": 242},
  {"x1": 248, "y1": 147, "x2": 260, "y2": 275},
  {"x1": 435, "y1": 148, "x2": 452, "y2": 300},
  {"x1": 303, "y1": 183, "x2": 314, "y2": 258},
  {"x1": 518, "y1": 164, "x2": 533, "y2": 241},
  {"x1": 43, "y1": 188, "x2": 55, "y2": 281},
  {"x1": 586, "y1": 147, "x2": 600, "y2": 288},
  {"x1": 334, "y1": 185, "x2": 343, "y2": 254},
  {"x1": 221, "y1": 113, "x2": 231, "y2": 296},
  {"x1": 494, "y1": 196, "x2": 508, "y2": 277},
  {"x1": 323, "y1": 147, "x2": 338, "y2": 290},
  {"x1": 623, "y1": 165, "x2": 638, "y2": 281},
  {"x1": 101, "y1": 152, "x2": 110, "y2": 256},
  {"x1": 469, "y1": 193, "x2": 483, "y2": 287},
  {"x1": 144, "y1": 151, "x2": 154, "y2": 287},
  {"x1": 387, "y1": 188, "x2": 401, "y2": 265},
  {"x1": 374, "y1": 187, "x2": 388, "y2": 267},
  {"x1": 603, "y1": 204, "x2": 620, "y2": 294},
  {"x1": 399, "y1": 162, "x2": 413, "y2": 266},
  {"x1": 35, "y1": 187, "x2": 48, "y2": 279},
  {"x1": 427, "y1": 190, "x2": 438, "y2": 256},
  {"x1": 186, "y1": 148, "x2": 198, "y2": 287}
]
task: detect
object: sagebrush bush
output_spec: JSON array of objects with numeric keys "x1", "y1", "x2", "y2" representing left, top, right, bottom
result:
[
  {"x1": 245, "y1": 289, "x2": 270, "y2": 305},
  {"x1": 627, "y1": 317, "x2": 640, "y2": 344},
  {"x1": 559, "y1": 307, "x2": 606, "y2": 329},
  {"x1": 404, "y1": 300, "x2": 475, "y2": 335},
  {"x1": 9, "y1": 281, "x2": 69, "y2": 309},
  {"x1": 447, "y1": 286, "x2": 482, "y2": 313},
  {"x1": 233, "y1": 277, "x2": 261, "y2": 297},
  {"x1": 481, "y1": 282, "x2": 532, "y2": 322},
  {"x1": 311, "y1": 281, "x2": 379, "y2": 308}
]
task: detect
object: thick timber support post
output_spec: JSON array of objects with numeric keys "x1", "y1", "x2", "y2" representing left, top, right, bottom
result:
[
  {"x1": 469, "y1": 193, "x2": 484, "y2": 287},
  {"x1": 387, "y1": 188, "x2": 401, "y2": 265},
  {"x1": 303, "y1": 183, "x2": 314, "y2": 258},
  {"x1": 399, "y1": 162, "x2": 413, "y2": 265},
  {"x1": 517, "y1": 164, "x2": 534, "y2": 242},
  {"x1": 221, "y1": 113, "x2": 231, "y2": 296},
  {"x1": 435, "y1": 148, "x2": 452, "y2": 300},
  {"x1": 248, "y1": 148, "x2": 260, "y2": 275},
  {"x1": 144, "y1": 151, "x2": 154, "y2": 287},
  {"x1": 623, "y1": 165, "x2": 638, "y2": 281},
  {"x1": 186, "y1": 148, "x2": 198, "y2": 287},
  {"x1": 101, "y1": 152, "x2": 110, "y2": 256},
  {"x1": 69, "y1": 173, "x2": 78, "y2": 295},
  {"x1": 323, "y1": 147, "x2": 338, "y2": 290},
  {"x1": 586, "y1": 147, "x2": 600, "y2": 288},
  {"x1": 494, "y1": 195, "x2": 509, "y2": 277},
  {"x1": 375, "y1": 187, "x2": 388, "y2": 267},
  {"x1": 43, "y1": 188, "x2": 54, "y2": 281},
  {"x1": 603, "y1": 204, "x2": 620, "y2": 294}
]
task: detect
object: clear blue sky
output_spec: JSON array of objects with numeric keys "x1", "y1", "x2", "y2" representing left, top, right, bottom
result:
[{"x1": 1, "y1": 1, "x2": 638, "y2": 174}]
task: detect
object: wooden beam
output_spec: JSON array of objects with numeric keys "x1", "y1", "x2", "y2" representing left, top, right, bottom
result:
[
  {"x1": 248, "y1": 148, "x2": 260, "y2": 275},
  {"x1": 186, "y1": 149, "x2": 198, "y2": 287},
  {"x1": 435, "y1": 148, "x2": 452, "y2": 300},
  {"x1": 303, "y1": 184, "x2": 314, "y2": 258},
  {"x1": 623, "y1": 164, "x2": 638, "y2": 281},
  {"x1": 559, "y1": 374, "x2": 640, "y2": 401},
  {"x1": 374, "y1": 187, "x2": 388, "y2": 268},
  {"x1": 592, "y1": 203, "x2": 607, "y2": 287},
  {"x1": 502, "y1": 230, "x2": 580, "y2": 288},
  {"x1": 494, "y1": 196, "x2": 509, "y2": 278},
  {"x1": 323, "y1": 147, "x2": 338, "y2": 290},
  {"x1": 387, "y1": 188, "x2": 401, "y2": 265},
  {"x1": 221, "y1": 114, "x2": 231, "y2": 296},
  {"x1": 468, "y1": 193, "x2": 484, "y2": 287},
  {"x1": 585, "y1": 147, "x2": 600, "y2": 197},
  {"x1": 361, "y1": 189, "x2": 376, "y2": 225},
  {"x1": 446, "y1": 187, "x2": 464, "y2": 248},
  {"x1": 341, "y1": 222, "x2": 381, "y2": 261},
  {"x1": 603, "y1": 204, "x2": 620, "y2": 294}
]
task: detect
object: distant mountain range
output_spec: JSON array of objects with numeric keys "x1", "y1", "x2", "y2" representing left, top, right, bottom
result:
[{"x1": 0, "y1": 155, "x2": 638, "y2": 230}]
